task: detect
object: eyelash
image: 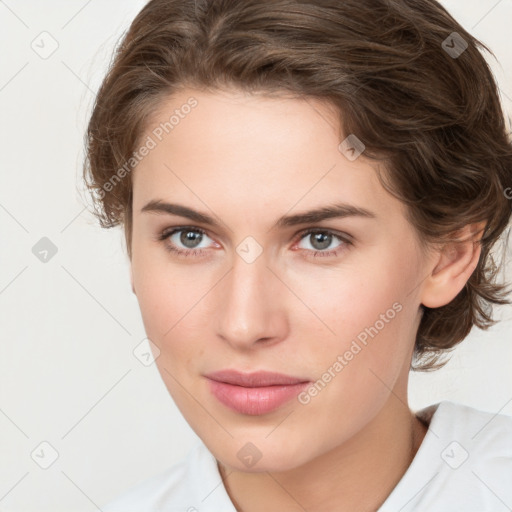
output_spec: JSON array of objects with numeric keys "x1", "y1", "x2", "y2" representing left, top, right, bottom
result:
[{"x1": 157, "y1": 226, "x2": 353, "y2": 260}]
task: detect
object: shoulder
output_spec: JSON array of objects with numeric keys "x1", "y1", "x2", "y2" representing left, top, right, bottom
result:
[
  {"x1": 102, "y1": 441, "x2": 236, "y2": 512},
  {"x1": 421, "y1": 399, "x2": 512, "y2": 428},
  {"x1": 379, "y1": 401, "x2": 512, "y2": 512},
  {"x1": 420, "y1": 400, "x2": 512, "y2": 454},
  {"x1": 101, "y1": 447, "x2": 194, "y2": 512}
]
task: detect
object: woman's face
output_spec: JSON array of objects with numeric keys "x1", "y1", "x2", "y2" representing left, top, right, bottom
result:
[{"x1": 130, "y1": 88, "x2": 431, "y2": 472}]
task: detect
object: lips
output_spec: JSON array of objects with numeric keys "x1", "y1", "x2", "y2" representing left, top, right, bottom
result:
[
  {"x1": 204, "y1": 370, "x2": 311, "y2": 415},
  {"x1": 205, "y1": 369, "x2": 309, "y2": 387}
]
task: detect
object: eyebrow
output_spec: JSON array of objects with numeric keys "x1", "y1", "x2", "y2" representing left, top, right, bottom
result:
[{"x1": 140, "y1": 200, "x2": 376, "y2": 230}]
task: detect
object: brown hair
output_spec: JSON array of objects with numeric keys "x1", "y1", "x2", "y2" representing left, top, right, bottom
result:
[{"x1": 83, "y1": 0, "x2": 512, "y2": 370}]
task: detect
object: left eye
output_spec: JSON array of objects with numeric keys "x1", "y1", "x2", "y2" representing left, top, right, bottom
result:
[
  {"x1": 165, "y1": 227, "x2": 213, "y2": 250},
  {"x1": 296, "y1": 230, "x2": 346, "y2": 252}
]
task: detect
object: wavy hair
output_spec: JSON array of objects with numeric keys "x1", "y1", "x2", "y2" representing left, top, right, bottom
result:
[{"x1": 83, "y1": 0, "x2": 512, "y2": 370}]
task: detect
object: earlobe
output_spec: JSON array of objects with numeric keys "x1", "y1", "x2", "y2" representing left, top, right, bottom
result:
[{"x1": 420, "y1": 222, "x2": 485, "y2": 309}]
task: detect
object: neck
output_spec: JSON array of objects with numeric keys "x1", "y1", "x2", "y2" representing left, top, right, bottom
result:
[{"x1": 218, "y1": 396, "x2": 428, "y2": 512}]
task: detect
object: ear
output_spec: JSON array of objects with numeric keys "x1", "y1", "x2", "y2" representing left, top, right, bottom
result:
[{"x1": 420, "y1": 221, "x2": 486, "y2": 308}]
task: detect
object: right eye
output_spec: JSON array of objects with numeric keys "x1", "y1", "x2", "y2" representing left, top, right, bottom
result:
[{"x1": 158, "y1": 226, "x2": 218, "y2": 258}]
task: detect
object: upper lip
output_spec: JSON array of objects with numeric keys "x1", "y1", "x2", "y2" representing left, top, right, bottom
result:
[{"x1": 204, "y1": 369, "x2": 310, "y2": 387}]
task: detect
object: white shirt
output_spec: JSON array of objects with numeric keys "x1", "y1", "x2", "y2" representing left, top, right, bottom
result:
[{"x1": 102, "y1": 401, "x2": 512, "y2": 512}]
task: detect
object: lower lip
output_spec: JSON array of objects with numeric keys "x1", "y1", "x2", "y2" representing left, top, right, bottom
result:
[{"x1": 206, "y1": 379, "x2": 311, "y2": 415}]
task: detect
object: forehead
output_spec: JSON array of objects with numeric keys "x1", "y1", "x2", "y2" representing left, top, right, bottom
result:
[{"x1": 132, "y1": 88, "x2": 405, "y2": 227}]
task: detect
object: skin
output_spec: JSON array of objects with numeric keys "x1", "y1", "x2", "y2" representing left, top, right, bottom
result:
[{"x1": 128, "y1": 88, "x2": 484, "y2": 511}]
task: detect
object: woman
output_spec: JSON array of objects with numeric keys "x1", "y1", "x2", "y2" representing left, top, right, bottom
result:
[{"x1": 83, "y1": 0, "x2": 512, "y2": 510}]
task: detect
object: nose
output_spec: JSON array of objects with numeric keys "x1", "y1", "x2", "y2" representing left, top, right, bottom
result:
[{"x1": 215, "y1": 249, "x2": 288, "y2": 351}]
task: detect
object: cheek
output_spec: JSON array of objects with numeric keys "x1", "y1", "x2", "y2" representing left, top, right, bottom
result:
[
  {"x1": 131, "y1": 251, "x2": 216, "y2": 363},
  {"x1": 290, "y1": 283, "x2": 417, "y2": 448},
  {"x1": 302, "y1": 247, "x2": 419, "y2": 378},
  {"x1": 131, "y1": 258, "x2": 209, "y2": 408},
  {"x1": 319, "y1": 283, "x2": 406, "y2": 381}
]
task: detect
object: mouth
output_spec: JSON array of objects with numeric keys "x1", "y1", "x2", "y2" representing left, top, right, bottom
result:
[{"x1": 204, "y1": 369, "x2": 311, "y2": 415}]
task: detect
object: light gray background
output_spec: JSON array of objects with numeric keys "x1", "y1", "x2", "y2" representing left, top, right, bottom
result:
[{"x1": 0, "y1": 1, "x2": 511, "y2": 511}]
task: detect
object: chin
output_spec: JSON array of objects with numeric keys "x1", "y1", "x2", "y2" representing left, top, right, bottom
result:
[{"x1": 204, "y1": 431, "x2": 320, "y2": 474}]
